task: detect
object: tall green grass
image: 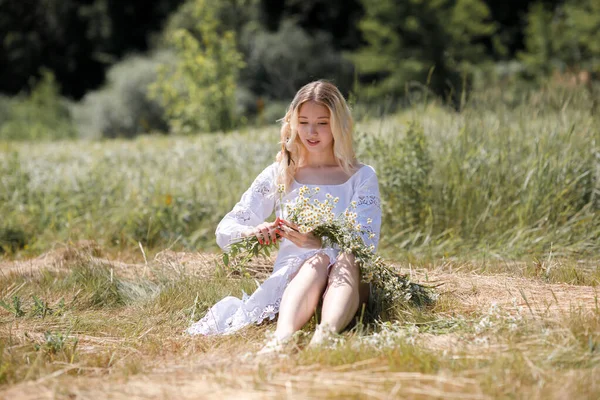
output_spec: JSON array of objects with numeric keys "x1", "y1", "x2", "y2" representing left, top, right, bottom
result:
[{"x1": 0, "y1": 86, "x2": 598, "y2": 259}]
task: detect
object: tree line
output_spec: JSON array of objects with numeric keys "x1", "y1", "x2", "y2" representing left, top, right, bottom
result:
[{"x1": 0, "y1": 0, "x2": 598, "y2": 138}]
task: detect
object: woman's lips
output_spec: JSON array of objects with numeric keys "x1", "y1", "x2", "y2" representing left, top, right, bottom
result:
[{"x1": 307, "y1": 139, "x2": 320, "y2": 146}]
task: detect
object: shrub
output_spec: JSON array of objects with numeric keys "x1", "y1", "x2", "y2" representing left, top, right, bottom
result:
[
  {"x1": 239, "y1": 20, "x2": 355, "y2": 101},
  {"x1": 72, "y1": 52, "x2": 170, "y2": 139},
  {"x1": 0, "y1": 226, "x2": 28, "y2": 254},
  {"x1": 0, "y1": 69, "x2": 76, "y2": 141}
]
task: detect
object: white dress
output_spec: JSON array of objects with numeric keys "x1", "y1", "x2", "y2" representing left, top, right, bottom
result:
[{"x1": 187, "y1": 162, "x2": 382, "y2": 335}]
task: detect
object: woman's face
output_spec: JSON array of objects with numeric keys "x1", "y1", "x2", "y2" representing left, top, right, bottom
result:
[{"x1": 297, "y1": 101, "x2": 334, "y2": 155}]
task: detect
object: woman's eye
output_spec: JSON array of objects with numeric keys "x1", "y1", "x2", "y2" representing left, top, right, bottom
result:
[
  {"x1": 299, "y1": 121, "x2": 308, "y2": 125},
  {"x1": 318, "y1": 122, "x2": 328, "y2": 125}
]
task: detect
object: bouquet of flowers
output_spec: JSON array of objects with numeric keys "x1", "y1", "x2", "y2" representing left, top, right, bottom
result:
[{"x1": 224, "y1": 185, "x2": 436, "y2": 311}]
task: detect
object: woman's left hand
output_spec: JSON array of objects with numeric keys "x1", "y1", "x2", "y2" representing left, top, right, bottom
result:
[{"x1": 277, "y1": 218, "x2": 322, "y2": 249}]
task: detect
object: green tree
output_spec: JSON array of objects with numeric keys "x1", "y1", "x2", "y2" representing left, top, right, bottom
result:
[
  {"x1": 351, "y1": 0, "x2": 496, "y2": 104},
  {"x1": 0, "y1": 0, "x2": 184, "y2": 99},
  {"x1": 519, "y1": 0, "x2": 600, "y2": 78},
  {"x1": 150, "y1": 0, "x2": 245, "y2": 133}
]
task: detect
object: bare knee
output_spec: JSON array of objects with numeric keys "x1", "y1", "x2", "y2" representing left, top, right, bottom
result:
[
  {"x1": 292, "y1": 252, "x2": 330, "y2": 284},
  {"x1": 328, "y1": 252, "x2": 360, "y2": 287}
]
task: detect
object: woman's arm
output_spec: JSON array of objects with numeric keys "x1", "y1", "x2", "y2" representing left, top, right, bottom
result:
[
  {"x1": 350, "y1": 166, "x2": 382, "y2": 251},
  {"x1": 215, "y1": 163, "x2": 278, "y2": 250}
]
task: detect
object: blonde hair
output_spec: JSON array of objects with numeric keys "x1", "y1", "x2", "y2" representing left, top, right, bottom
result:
[{"x1": 276, "y1": 80, "x2": 356, "y2": 190}]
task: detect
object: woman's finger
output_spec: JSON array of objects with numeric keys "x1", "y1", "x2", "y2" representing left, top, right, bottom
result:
[
  {"x1": 268, "y1": 227, "x2": 278, "y2": 243},
  {"x1": 260, "y1": 227, "x2": 272, "y2": 244},
  {"x1": 258, "y1": 226, "x2": 268, "y2": 244},
  {"x1": 279, "y1": 219, "x2": 300, "y2": 232},
  {"x1": 254, "y1": 229, "x2": 264, "y2": 244},
  {"x1": 280, "y1": 225, "x2": 295, "y2": 235},
  {"x1": 277, "y1": 231, "x2": 287, "y2": 242},
  {"x1": 283, "y1": 226, "x2": 303, "y2": 244}
]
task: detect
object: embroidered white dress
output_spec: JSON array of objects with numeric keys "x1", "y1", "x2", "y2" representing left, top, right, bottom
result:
[{"x1": 187, "y1": 162, "x2": 382, "y2": 335}]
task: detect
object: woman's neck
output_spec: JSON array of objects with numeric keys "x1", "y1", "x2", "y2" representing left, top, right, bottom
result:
[{"x1": 301, "y1": 150, "x2": 337, "y2": 168}]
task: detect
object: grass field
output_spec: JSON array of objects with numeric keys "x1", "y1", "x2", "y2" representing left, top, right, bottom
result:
[
  {"x1": 0, "y1": 244, "x2": 598, "y2": 399},
  {"x1": 1, "y1": 87, "x2": 599, "y2": 398},
  {"x1": 1, "y1": 87, "x2": 599, "y2": 260}
]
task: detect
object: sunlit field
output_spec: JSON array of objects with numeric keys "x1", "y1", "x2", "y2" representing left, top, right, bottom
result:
[
  {"x1": 2, "y1": 87, "x2": 598, "y2": 260},
  {"x1": 1, "y1": 87, "x2": 599, "y2": 399}
]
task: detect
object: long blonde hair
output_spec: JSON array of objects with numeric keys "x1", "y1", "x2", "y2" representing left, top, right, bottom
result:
[{"x1": 276, "y1": 80, "x2": 356, "y2": 191}]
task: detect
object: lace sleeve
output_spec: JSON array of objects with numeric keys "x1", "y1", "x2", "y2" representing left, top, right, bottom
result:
[
  {"x1": 351, "y1": 166, "x2": 382, "y2": 251},
  {"x1": 215, "y1": 163, "x2": 278, "y2": 250}
]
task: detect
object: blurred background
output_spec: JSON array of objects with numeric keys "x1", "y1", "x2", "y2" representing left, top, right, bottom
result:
[
  {"x1": 0, "y1": 0, "x2": 598, "y2": 260},
  {"x1": 1, "y1": 0, "x2": 598, "y2": 139}
]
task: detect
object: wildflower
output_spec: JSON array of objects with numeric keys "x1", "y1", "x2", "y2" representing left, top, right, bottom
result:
[
  {"x1": 224, "y1": 179, "x2": 436, "y2": 315},
  {"x1": 277, "y1": 184, "x2": 285, "y2": 193}
]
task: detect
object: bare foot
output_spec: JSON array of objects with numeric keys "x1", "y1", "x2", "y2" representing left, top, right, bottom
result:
[
  {"x1": 256, "y1": 331, "x2": 292, "y2": 356},
  {"x1": 308, "y1": 324, "x2": 336, "y2": 347}
]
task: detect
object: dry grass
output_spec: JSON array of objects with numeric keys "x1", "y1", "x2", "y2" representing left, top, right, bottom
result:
[{"x1": 1, "y1": 243, "x2": 599, "y2": 399}]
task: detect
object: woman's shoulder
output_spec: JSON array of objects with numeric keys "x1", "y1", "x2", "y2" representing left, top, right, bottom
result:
[{"x1": 353, "y1": 163, "x2": 377, "y2": 179}]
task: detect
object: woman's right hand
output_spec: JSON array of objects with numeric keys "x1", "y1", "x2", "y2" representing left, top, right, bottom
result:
[{"x1": 242, "y1": 218, "x2": 282, "y2": 245}]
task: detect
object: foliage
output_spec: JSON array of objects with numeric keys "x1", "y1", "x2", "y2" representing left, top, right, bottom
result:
[
  {"x1": 0, "y1": 226, "x2": 28, "y2": 254},
  {"x1": 150, "y1": 0, "x2": 245, "y2": 133},
  {"x1": 357, "y1": 122, "x2": 433, "y2": 231},
  {"x1": 0, "y1": 296, "x2": 25, "y2": 318},
  {"x1": 33, "y1": 331, "x2": 78, "y2": 360},
  {"x1": 255, "y1": 0, "x2": 364, "y2": 50},
  {"x1": 5, "y1": 0, "x2": 600, "y2": 113},
  {"x1": 0, "y1": 0, "x2": 184, "y2": 98},
  {"x1": 239, "y1": 20, "x2": 354, "y2": 102},
  {"x1": 0, "y1": 69, "x2": 76, "y2": 141},
  {"x1": 72, "y1": 52, "x2": 170, "y2": 139},
  {"x1": 351, "y1": 0, "x2": 496, "y2": 103},
  {"x1": 162, "y1": 0, "x2": 258, "y2": 38},
  {"x1": 519, "y1": 0, "x2": 600, "y2": 78}
]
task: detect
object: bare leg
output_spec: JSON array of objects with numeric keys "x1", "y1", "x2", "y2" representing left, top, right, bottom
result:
[
  {"x1": 274, "y1": 253, "x2": 330, "y2": 340},
  {"x1": 312, "y1": 252, "x2": 368, "y2": 344}
]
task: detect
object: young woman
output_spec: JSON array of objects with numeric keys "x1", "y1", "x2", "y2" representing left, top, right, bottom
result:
[{"x1": 187, "y1": 80, "x2": 381, "y2": 348}]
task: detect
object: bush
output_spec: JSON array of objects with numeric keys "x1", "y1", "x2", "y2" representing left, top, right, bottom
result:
[
  {"x1": 0, "y1": 226, "x2": 28, "y2": 254},
  {"x1": 150, "y1": 0, "x2": 245, "y2": 134},
  {"x1": 240, "y1": 20, "x2": 355, "y2": 101},
  {"x1": 72, "y1": 52, "x2": 170, "y2": 139},
  {"x1": 0, "y1": 69, "x2": 76, "y2": 141}
]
